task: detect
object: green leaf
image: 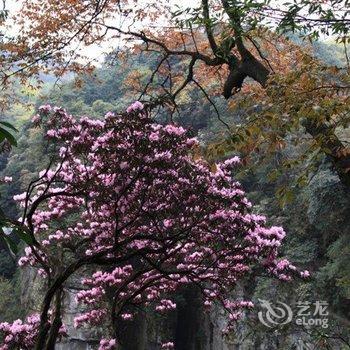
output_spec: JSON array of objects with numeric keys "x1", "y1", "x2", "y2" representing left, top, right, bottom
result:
[
  {"x1": 0, "y1": 228, "x2": 18, "y2": 256},
  {"x1": 13, "y1": 227, "x2": 35, "y2": 245},
  {"x1": 0, "y1": 121, "x2": 18, "y2": 132},
  {"x1": 0, "y1": 127, "x2": 17, "y2": 146}
]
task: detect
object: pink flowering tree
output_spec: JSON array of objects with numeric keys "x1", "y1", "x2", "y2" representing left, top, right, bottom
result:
[{"x1": 0, "y1": 102, "x2": 308, "y2": 350}]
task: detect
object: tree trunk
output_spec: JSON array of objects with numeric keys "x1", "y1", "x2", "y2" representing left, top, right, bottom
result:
[{"x1": 302, "y1": 119, "x2": 350, "y2": 187}]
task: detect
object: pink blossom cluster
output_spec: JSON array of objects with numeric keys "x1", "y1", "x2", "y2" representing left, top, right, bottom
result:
[
  {"x1": 4, "y1": 102, "x2": 307, "y2": 347},
  {"x1": 73, "y1": 309, "x2": 107, "y2": 328},
  {"x1": 38, "y1": 104, "x2": 52, "y2": 114},
  {"x1": 98, "y1": 338, "x2": 116, "y2": 350},
  {"x1": 0, "y1": 314, "x2": 66, "y2": 350},
  {"x1": 1, "y1": 176, "x2": 12, "y2": 183},
  {"x1": 163, "y1": 124, "x2": 186, "y2": 136},
  {"x1": 0, "y1": 314, "x2": 39, "y2": 350},
  {"x1": 120, "y1": 313, "x2": 133, "y2": 321},
  {"x1": 161, "y1": 342, "x2": 175, "y2": 349},
  {"x1": 126, "y1": 100, "x2": 144, "y2": 113},
  {"x1": 155, "y1": 299, "x2": 177, "y2": 312},
  {"x1": 18, "y1": 246, "x2": 47, "y2": 267}
]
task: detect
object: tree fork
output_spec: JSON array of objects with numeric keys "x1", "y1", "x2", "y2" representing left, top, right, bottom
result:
[{"x1": 224, "y1": 56, "x2": 350, "y2": 188}]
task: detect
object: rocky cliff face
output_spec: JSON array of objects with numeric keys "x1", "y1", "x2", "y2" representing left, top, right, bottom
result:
[
  {"x1": 20, "y1": 271, "x2": 102, "y2": 349},
  {"x1": 55, "y1": 287, "x2": 101, "y2": 350}
]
